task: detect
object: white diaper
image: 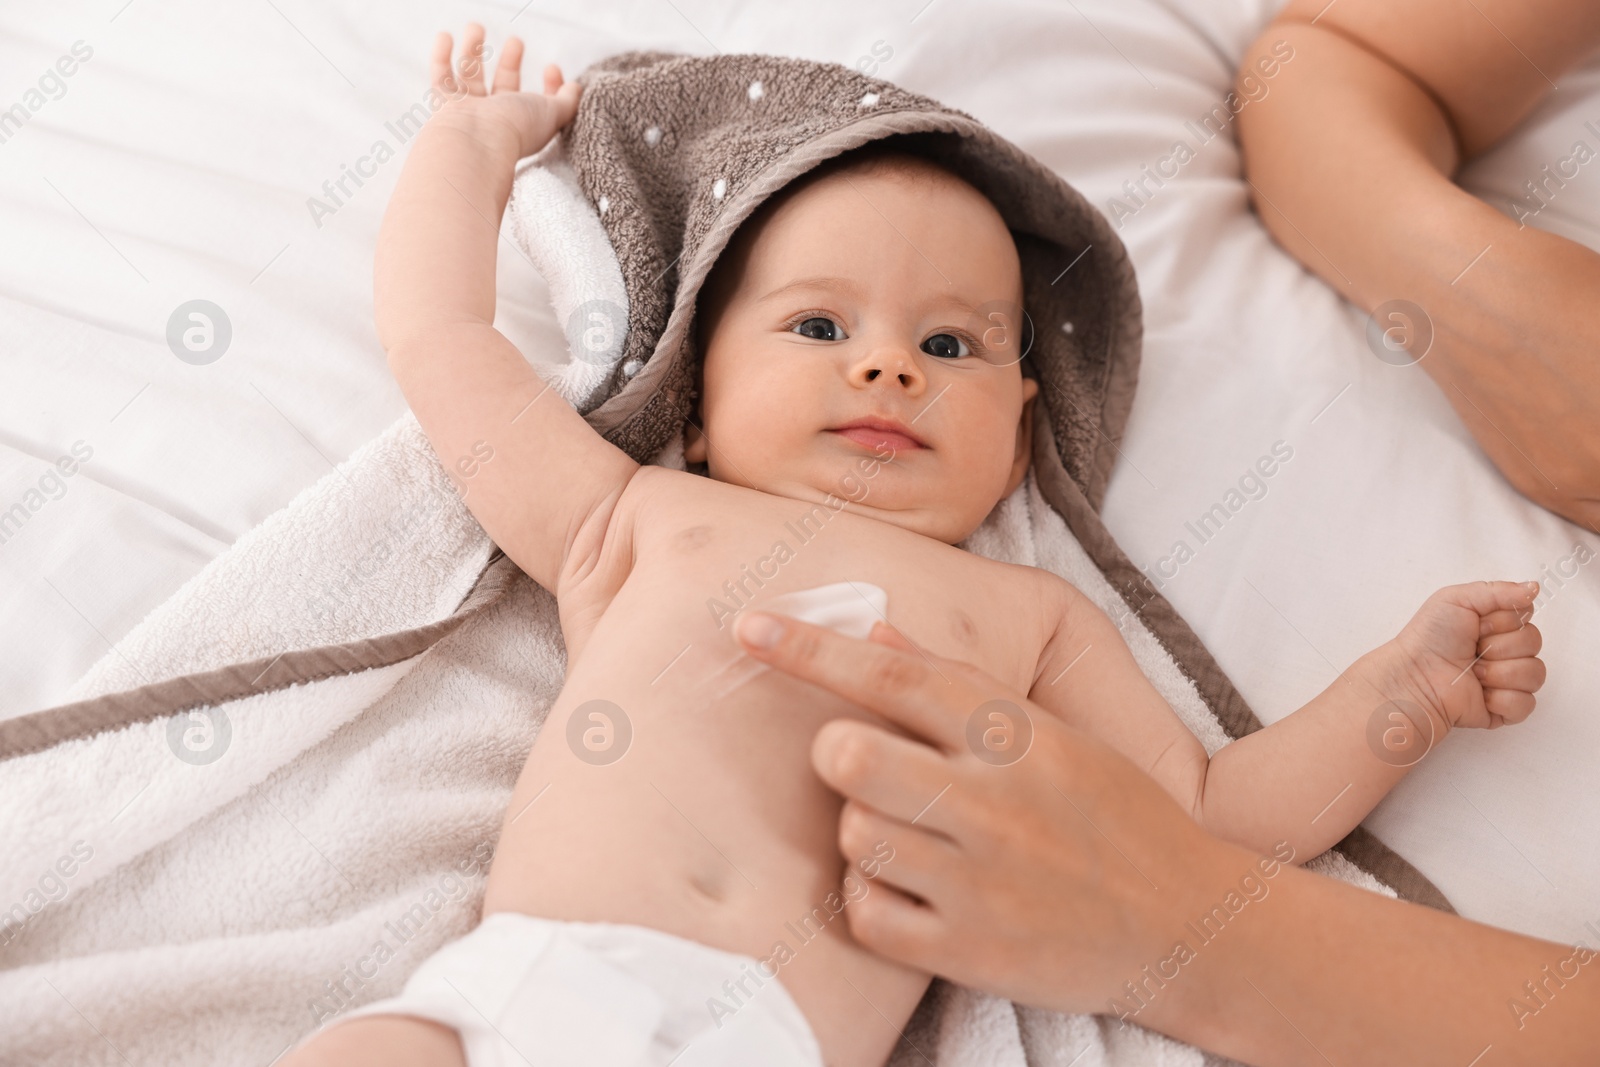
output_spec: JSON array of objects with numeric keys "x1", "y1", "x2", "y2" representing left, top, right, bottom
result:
[{"x1": 338, "y1": 912, "x2": 824, "y2": 1067}]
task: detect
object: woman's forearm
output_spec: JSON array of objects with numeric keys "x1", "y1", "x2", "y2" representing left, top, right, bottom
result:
[
  {"x1": 1234, "y1": 21, "x2": 1469, "y2": 314},
  {"x1": 1141, "y1": 845, "x2": 1600, "y2": 1065},
  {"x1": 1237, "y1": 0, "x2": 1600, "y2": 302},
  {"x1": 1236, "y1": 13, "x2": 1600, "y2": 525}
]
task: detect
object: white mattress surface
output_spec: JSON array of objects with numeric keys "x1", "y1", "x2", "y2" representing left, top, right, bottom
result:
[{"x1": 2, "y1": 0, "x2": 1595, "y2": 951}]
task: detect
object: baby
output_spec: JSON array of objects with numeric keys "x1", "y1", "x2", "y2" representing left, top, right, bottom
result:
[{"x1": 286, "y1": 28, "x2": 1545, "y2": 1067}]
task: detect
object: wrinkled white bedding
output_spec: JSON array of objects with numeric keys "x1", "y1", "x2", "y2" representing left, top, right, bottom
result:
[{"x1": 1, "y1": 0, "x2": 1595, "y2": 967}]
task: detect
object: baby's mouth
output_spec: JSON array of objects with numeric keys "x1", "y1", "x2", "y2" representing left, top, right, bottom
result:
[{"x1": 828, "y1": 418, "x2": 926, "y2": 454}]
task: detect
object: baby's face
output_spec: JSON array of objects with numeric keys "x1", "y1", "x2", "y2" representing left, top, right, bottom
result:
[{"x1": 687, "y1": 160, "x2": 1037, "y2": 544}]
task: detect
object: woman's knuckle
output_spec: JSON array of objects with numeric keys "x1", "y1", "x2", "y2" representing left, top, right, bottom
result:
[
  {"x1": 787, "y1": 627, "x2": 826, "y2": 666},
  {"x1": 865, "y1": 652, "x2": 926, "y2": 695}
]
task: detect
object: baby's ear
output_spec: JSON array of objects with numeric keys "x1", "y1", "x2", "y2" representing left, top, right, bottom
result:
[{"x1": 1003, "y1": 378, "x2": 1040, "y2": 497}]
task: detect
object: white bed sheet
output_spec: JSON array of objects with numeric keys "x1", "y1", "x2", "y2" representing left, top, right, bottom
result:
[{"x1": 2, "y1": 0, "x2": 1595, "y2": 957}]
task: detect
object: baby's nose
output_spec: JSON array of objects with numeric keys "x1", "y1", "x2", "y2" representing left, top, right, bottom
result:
[{"x1": 848, "y1": 346, "x2": 927, "y2": 395}]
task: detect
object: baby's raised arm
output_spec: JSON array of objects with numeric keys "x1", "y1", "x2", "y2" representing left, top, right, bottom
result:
[
  {"x1": 1030, "y1": 578, "x2": 1544, "y2": 861},
  {"x1": 375, "y1": 27, "x2": 638, "y2": 593}
]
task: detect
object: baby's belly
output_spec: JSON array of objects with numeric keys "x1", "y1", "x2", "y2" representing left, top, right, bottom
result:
[
  {"x1": 480, "y1": 611, "x2": 929, "y2": 1064},
  {"x1": 486, "y1": 661, "x2": 873, "y2": 915}
]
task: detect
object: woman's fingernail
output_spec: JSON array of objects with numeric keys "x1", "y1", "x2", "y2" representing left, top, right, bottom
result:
[{"x1": 737, "y1": 612, "x2": 785, "y2": 649}]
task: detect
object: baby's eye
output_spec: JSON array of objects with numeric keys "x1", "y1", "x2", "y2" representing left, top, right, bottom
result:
[
  {"x1": 792, "y1": 317, "x2": 846, "y2": 342},
  {"x1": 920, "y1": 333, "x2": 970, "y2": 359}
]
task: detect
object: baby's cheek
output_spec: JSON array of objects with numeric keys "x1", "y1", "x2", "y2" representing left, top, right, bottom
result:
[
  {"x1": 713, "y1": 388, "x2": 807, "y2": 478},
  {"x1": 972, "y1": 446, "x2": 1017, "y2": 502},
  {"x1": 962, "y1": 411, "x2": 1021, "y2": 476},
  {"x1": 731, "y1": 363, "x2": 822, "y2": 454}
]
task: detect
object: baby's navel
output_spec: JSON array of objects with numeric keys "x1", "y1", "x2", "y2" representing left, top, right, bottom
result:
[{"x1": 687, "y1": 864, "x2": 729, "y2": 905}]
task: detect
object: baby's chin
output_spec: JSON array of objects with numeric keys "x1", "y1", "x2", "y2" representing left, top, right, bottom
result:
[{"x1": 703, "y1": 467, "x2": 993, "y2": 546}]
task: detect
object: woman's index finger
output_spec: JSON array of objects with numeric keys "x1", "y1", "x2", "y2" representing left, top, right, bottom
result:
[{"x1": 735, "y1": 611, "x2": 972, "y2": 752}]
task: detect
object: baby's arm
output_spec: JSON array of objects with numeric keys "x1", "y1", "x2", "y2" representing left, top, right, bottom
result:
[
  {"x1": 1029, "y1": 579, "x2": 1544, "y2": 861},
  {"x1": 376, "y1": 27, "x2": 637, "y2": 594}
]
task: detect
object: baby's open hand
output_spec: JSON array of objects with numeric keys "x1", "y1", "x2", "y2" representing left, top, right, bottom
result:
[
  {"x1": 1390, "y1": 581, "x2": 1545, "y2": 732},
  {"x1": 429, "y1": 23, "x2": 581, "y2": 159}
]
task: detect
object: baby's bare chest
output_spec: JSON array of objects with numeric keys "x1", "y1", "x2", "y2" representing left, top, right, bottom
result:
[{"x1": 566, "y1": 476, "x2": 1058, "y2": 697}]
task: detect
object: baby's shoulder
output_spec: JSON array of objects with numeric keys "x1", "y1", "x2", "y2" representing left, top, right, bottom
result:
[
  {"x1": 951, "y1": 554, "x2": 1087, "y2": 641},
  {"x1": 966, "y1": 552, "x2": 1082, "y2": 603},
  {"x1": 613, "y1": 464, "x2": 738, "y2": 527}
]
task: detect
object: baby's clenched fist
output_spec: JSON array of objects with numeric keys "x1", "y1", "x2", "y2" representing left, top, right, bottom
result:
[{"x1": 1387, "y1": 580, "x2": 1546, "y2": 732}]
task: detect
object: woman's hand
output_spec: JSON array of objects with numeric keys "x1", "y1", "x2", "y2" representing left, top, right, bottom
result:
[
  {"x1": 429, "y1": 24, "x2": 581, "y2": 160},
  {"x1": 733, "y1": 611, "x2": 1245, "y2": 1017},
  {"x1": 734, "y1": 611, "x2": 1600, "y2": 1064}
]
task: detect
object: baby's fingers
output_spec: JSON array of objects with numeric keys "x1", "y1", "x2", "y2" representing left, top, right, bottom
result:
[
  {"x1": 1473, "y1": 656, "x2": 1546, "y2": 693},
  {"x1": 1479, "y1": 607, "x2": 1534, "y2": 636},
  {"x1": 458, "y1": 23, "x2": 489, "y2": 93},
  {"x1": 1483, "y1": 687, "x2": 1536, "y2": 725},
  {"x1": 547, "y1": 71, "x2": 582, "y2": 128},
  {"x1": 1446, "y1": 579, "x2": 1540, "y2": 617},
  {"x1": 492, "y1": 36, "x2": 524, "y2": 93},
  {"x1": 431, "y1": 31, "x2": 456, "y2": 92},
  {"x1": 1480, "y1": 622, "x2": 1541, "y2": 660}
]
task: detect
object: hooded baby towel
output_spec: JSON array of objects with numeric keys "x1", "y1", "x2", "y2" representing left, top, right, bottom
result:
[
  {"x1": 565, "y1": 51, "x2": 1138, "y2": 513},
  {"x1": 548, "y1": 52, "x2": 1449, "y2": 909}
]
